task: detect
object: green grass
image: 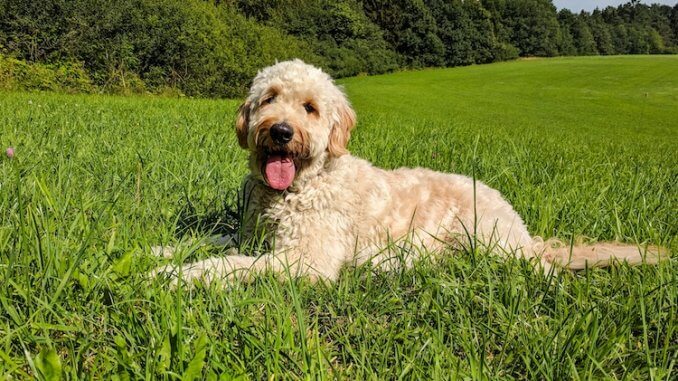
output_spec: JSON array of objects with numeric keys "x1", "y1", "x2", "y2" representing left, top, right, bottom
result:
[{"x1": 0, "y1": 55, "x2": 676, "y2": 379}]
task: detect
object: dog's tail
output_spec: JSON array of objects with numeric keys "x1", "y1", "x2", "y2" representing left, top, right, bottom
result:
[{"x1": 531, "y1": 237, "x2": 665, "y2": 272}]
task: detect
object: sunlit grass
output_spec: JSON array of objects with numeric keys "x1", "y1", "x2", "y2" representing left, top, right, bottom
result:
[{"x1": 0, "y1": 56, "x2": 676, "y2": 379}]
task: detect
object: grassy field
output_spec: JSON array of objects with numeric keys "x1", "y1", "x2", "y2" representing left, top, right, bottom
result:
[{"x1": 0, "y1": 55, "x2": 676, "y2": 379}]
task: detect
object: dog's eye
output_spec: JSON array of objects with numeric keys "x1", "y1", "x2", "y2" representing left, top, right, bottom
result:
[
  {"x1": 263, "y1": 95, "x2": 276, "y2": 105},
  {"x1": 303, "y1": 103, "x2": 316, "y2": 114}
]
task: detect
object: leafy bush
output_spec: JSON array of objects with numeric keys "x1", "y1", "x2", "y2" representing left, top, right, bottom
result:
[
  {"x1": 236, "y1": 0, "x2": 399, "y2": 77},
  {"x1": 0, "y1": 54, "x2": 94, "y2": 93},
  {"x1": 0, "y1": 0, "x2": 320, "y2": 97}
]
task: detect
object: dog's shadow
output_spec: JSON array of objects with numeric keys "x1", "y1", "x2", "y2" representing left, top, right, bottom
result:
[
  {"x1": 174, "y1": 198, "x2": 241, "y2": 239},
  {"x1": 170, "y1": 188, "x2": 269, "y2": 255}
]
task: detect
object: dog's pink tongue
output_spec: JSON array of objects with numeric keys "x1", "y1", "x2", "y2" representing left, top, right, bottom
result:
[{"x1": 265, "y1": 155, "x2": 295, "y2": 190}]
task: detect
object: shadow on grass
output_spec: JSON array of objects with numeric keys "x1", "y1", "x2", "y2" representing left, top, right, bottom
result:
[{"x1": 173, "y1": 191, "x2": 241, "y2": 238}]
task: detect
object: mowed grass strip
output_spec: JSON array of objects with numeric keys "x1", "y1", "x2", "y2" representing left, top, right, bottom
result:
[{"x1": 0, "y1": 56, "x2": 676, "y2": 379}]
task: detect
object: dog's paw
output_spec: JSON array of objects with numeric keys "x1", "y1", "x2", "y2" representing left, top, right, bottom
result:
[
  {"x1": 149, "y1": 264, "x2": 203, "y2": 289},
  {"x1": 150, "y1": 245, "x2": 177, "y2": 259},
  {"x1": 149, "y1": 259, "x2": 237, "y2": 289},
  {"x1": 148, "y1": 264, "x2": 179, "y2": 288}
]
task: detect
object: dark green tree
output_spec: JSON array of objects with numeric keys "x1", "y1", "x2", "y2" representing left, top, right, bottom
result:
[
  {"x1": 495, "y1": 0, "x2": 562, "y2": 56},
  {"x1": 589, "y1": 9, "x2": 615, "y2": 54},
  {"x1": 557, "y1": 9, "x2": 580, "y2": 55},
  {"x1": 363, "y1": 0, "x2": 445, "y2": 67},
  {"x1": 571, "y1": 12, "x2": 598, "y2": 55},
  {"x1": 236, "y1": 0, "x2": 399, "y2": 77},
  {"x1": 426, "y1": 0, "x2": 474, "y2": 66}
]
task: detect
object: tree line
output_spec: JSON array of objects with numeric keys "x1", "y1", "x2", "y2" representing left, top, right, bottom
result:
[{"x1": 0, "y1": 0, "x2": 676, "y2": 97}]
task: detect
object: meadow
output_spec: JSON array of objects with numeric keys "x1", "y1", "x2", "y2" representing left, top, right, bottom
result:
[{"x1": 0, "y1": 55, "x2": 676, "y2": 379}]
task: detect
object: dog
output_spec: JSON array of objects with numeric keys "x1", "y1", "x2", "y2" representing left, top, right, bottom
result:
[{"x1": 152, "y1": 59, "x2": 661, "y2": 286}]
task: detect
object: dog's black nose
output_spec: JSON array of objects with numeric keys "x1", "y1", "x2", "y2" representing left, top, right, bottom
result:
[{"x1": 270, "y1": 122, "x2": 294, "y2": 145}]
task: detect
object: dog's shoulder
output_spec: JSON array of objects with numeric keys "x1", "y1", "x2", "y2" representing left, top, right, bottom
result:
[{"x1": 328, "y1": 153, "x2": 371, "y2": 171}]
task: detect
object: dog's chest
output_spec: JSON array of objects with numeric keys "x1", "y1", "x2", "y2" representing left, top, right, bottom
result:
[
  {"x1": 262, "y1": 184, "x2": 338, "y2": 220},
  {"x1": 257, "y1": 182, "x2": 352, "y2": 237}
]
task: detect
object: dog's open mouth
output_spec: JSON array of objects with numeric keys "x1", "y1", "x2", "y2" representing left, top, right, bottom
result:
[{"x1": 263, "y1": 151, "x2": 296, "y2": 190}]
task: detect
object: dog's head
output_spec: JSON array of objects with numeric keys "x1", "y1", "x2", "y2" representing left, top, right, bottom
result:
[{"x1": 235, "y1": 60, "x2": 356, "y2": 191}]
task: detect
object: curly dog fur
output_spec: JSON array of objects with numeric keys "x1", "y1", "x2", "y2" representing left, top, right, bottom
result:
[{"x1": 152, "y1": 60, "x2": 661, "y2": 285}]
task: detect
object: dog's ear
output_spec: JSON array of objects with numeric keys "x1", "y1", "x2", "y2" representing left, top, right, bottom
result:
[
  {"x1": 235, "y1": 101, "x2": 251, "y2": 149},
  {"x1": 327, "y1": 100, "x2": 356, "y2": 157}
]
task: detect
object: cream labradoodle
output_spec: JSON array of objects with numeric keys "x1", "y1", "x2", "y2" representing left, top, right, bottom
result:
[{"x1": 152, "y1": 60, "x2": 659, "y2": 285}]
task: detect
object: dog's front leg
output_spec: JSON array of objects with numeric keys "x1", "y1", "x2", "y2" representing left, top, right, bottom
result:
[
  {"x1": 152, "y1": 248, "x2": 333, "y2": 287},
  {"x1": 152, "y1": 251, "x2": 264, "y2": 286},
  {"x1": 153, "y1": 235, "x2": 350, "y2": 286}
]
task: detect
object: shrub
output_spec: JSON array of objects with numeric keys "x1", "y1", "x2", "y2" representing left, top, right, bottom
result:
[{"x1": 0, "y1": 54, "x2": 94, "y2": 93}]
